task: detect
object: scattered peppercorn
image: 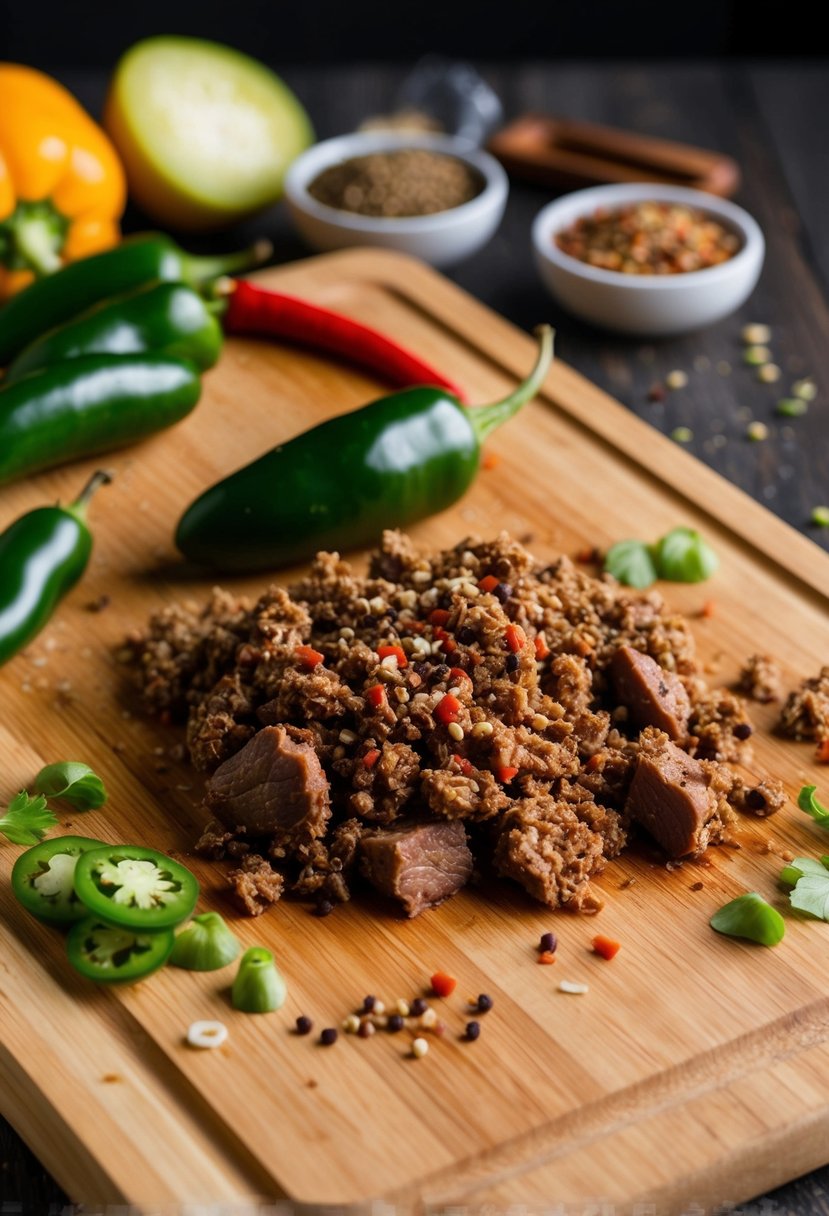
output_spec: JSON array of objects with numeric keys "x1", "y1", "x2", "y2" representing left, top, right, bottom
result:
[
  {"x1": 388, "y1": 1014, "x2": 405, "y2": 1033},
  {"x1": 362, "y1": 995, "x2": 377, "y2": 1013},
  {"x1": 475, "y1": 993, "x2": 493, "y2": 1013},
  {"x1": 319, "y1": 1028, "x2": 338, "y2": 1046},
  {"x1": 411, "y1": 1037, "x2": 429, "y2": 1059},
  {"x1": 464, "y1": 1020, "x2": 481, "y2": 1041},
  {"x1": 493, "y1": 582, "x2": 512, "y2": 604},
  {"x1": 410, "y1": 997, "x2": 428, "y2": 1017},
  {"x1": 539, "y1": 931, "x2": 557, "y2": 953},
  {"x1": 295, "y1": 1015, "x2": 313, "y2": 1035},
  {"x1": 733, "y1": 722, "x2": 753, "y2": 740},
  {"x1": 313, "y1": 899, "x2": 334, "y2": 918},
  {"x1": 358, "y1": 1020, "x2": 376, "y2": 1039}
]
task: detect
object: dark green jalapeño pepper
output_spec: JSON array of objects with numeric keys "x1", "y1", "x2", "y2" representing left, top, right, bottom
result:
[
  {"x1": 176, "y1": 325, "x2": 554, "y2": 572},
  {"x1": 0, "y1": 470, "x2": 110, "y2": 666},
  {"x1": 0, "y1": 231, "x2": 270, "y2": 366},
  {"x1": 5, "y1": 281, "x2": 224, "y2": 382},
  {"x1": 0, "y1": 353, "x2": 201, "y2": 485}
]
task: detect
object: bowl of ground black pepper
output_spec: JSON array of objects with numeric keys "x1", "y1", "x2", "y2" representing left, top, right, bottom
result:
[
  {"x1": 284, "y1": 132, "x2": 508, "y2": 267},
  {"x1": 532, "y1": 182, "x2": 764, "y2": 336}
]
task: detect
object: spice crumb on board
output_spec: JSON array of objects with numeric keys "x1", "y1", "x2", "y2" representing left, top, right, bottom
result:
[
  {"x1": 591, "y1": 934, "x2": 621, "y2": 960},
  {"x1": 558, "y1": 980, "x2": 589, "y2": 995},
  {"x1": 411, "y1": 1037, "x2": 430, "y2": 1059}
]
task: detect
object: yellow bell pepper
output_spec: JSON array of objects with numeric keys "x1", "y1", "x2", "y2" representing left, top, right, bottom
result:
[{"x1": 0, "y1": 64, "x2": 126, "y2": 299}]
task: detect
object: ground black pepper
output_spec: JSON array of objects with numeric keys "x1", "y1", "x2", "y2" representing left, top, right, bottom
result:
[{"x1": 308, "y1": 149, "x2": 485, "y2": 219}]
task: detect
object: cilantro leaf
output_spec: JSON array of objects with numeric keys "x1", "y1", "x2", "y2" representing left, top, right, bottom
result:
[
  {"x1": 0, "y1": 792, "x2": 59, "y2": 846},
  {"x1": 654, "y1": 527, "x2": 719, "y2": 583},
  {"x1": 34, "y1": 761, "x2": 107, "y2": 812},
  {"x1": 779, "y1": 853, "x2": 829, "y2": 921},
  {"x1": 798, "y1": 784, "x2": 829, "y2": 828},
  {"x1": 780, "y1": 856, "x2": 829, "y2": 886},
  {"x1": 604, "y1": 540, "x2": 658, "y2": 589}
]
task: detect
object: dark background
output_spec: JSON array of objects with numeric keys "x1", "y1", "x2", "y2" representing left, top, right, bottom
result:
[{"x1": 0, "y1": 0, "x2": 824, "y2": 67}]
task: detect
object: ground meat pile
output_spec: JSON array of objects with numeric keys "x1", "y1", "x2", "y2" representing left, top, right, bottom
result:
[{"x1": 123, "y1": 531, "x2": 785, "y2": 917}]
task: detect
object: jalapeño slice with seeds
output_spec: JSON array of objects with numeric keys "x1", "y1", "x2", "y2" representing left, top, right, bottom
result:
[
  {"x1": 72, "y1": 844, "x2": 199, "y2": 931},
  {"x1": 66, "y1": 916, "x2": 175, "y2": 983},
  {"x1": 11, "y1": 835, "x2": 108, "y2": 924}
]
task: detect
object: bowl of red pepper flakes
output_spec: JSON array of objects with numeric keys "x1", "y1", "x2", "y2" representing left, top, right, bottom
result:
[{"x1": 532, "y1": 182, "x2": 764, "y2": 336}]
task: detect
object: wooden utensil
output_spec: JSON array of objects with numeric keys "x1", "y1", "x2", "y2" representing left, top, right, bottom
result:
[{"x1": 488, "y1": 113, "x2": 741, "y2": 196}]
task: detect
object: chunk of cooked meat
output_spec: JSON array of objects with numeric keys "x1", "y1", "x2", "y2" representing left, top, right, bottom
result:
[
  {"x1": 779, "y1": 667, "x2": 829, "y2": 742},
  {"x1": 625, "y1": 728, "x2": 724, "y2": 858},
  {"x1": 359, "y1": 821, "x2": 473, "y2": 916},
  {"x1": 737, "y1": 654, "x2": 783, "y2": 704},
  {"x1": 610, "y1": 644, "x2": 690, "y2": 739},
  {"x1": 204, "y1": 725, "x2": 330, "y2": 851},
  {"x1": 494, "y1": 792, "x2": 606, "y2": 910},
  {"x1": 229, "y1": 854, "x2": 285, "y2": 916}
]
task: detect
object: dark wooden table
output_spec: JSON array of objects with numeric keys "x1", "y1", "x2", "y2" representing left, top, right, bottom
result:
[{"x1": 3, "y1": 59, "x2": 829, "y2": 1216}]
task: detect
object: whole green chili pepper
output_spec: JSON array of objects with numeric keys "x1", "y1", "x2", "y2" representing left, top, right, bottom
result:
[
  {"x1": 176, "y1": 324, "x2": 554, "y2": 573},
  {"x1": 0, "y1": 353, "x2": 201, "y2": 485},
  {"x1": 6, "y1": 281, "x2": 224, "y2": 382},
  {"x1": 0, "y1": 231, "x2": 270, "y2": 366},
  {"x1": 0, "y1": 470, "x2": 111, "y2": 666}
]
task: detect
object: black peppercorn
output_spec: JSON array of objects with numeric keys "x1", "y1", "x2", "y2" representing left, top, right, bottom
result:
[
  {"x1": 362, "y1": 995, "x2": 377, "y2": 1013},
  {"x1": 319, "y1": 1028, "x2": 338, "y2": 1046},
  {"x1": 295, "y1": 1015, "x2": 313, "y2": 1035},
  {"x1": 733, "y1": 722, "x2": 753, "y2": 740},
  {"x1": 539, "y1": 931, "x2": 557, "y2": 954},
  {"x1": 493, "y1": 582, "x2": 512, "y2": 604},
  {"x1": 506, "y1": 654, "x2": 520, "y2": 673},
  {"x1": 388, "y1": 1014, "x2": 405, "y2": 1032},
  {"x1": 476, "y1": 994, "x2": 493, "y2": 1013},
  {"x1": 410, "y1": 997, "x2": 428, "y2": 1017},
  {"x1": 456, "y1": 626, "x2": 475, "y2": 645},
  {"x1": 313, "y1": 899, "x2": 335, "y2": 917},
  {"x1": 464, "y1": 1020, "x2": 481, "y2": 1041}
]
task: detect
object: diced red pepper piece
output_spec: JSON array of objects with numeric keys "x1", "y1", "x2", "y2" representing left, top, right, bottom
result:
[
  {"x1": 537, "y1": 951, "x2": 557, "y2": 965},
  {"x1": 817, "y1": 739, "x2": 829, "y2": 764},
  {"x1": 497, "y1": 765, "x2": 519, "y2": 783},
  {"x1": 430, "y1": 609, "x2": 450, "y2": 627},
  {"x1": 441, "y1": 637, "x2": 457, "y2": 654},
  {"x1": 363, "y1": 749, "x2": 381, "y2": 769},
  {"x1": 295, "y1": 644, "x2": 324, "y2": 668},
  {"x1": 452, "y1": 754, "x2": 474, "y2": 777},
  {"x1": 477, "y1": 575, "x2": 499, "y2": 593},
  {"x1": 482, "y1": 452, "x2": 500, "y2": 471},
  {"x1": 365, "y1": 684, "x2": 387, "y2": 709},
  {"x1": 430, "y1": 971, "x2": 457, "y2": 998},
  {"x1": 435, "y1": 694, "x2": 461, "y2": 725},
  {"x1": 450, "y1": 666, "x2": 471, "y2": 684},
  {"x1": 534, "y1": 633, "x2": 550, "y2": 660},
  {"x1": 377, "y1": 644, "x2": 408, "y2": 668},
  {"x1": 505, "y1": 624, "x2": 526, "y2": 653},
  {"x1": 592, "y1": 935, "x2": 621, "y2": 961}
]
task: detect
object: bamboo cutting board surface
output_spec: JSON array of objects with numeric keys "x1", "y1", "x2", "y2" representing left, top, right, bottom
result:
[{"x1": 2, "y1": 249, "x2": 829, "y2": 1216}]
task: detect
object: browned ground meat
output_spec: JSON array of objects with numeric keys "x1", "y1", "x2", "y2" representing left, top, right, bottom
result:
[
  {"x1": 737, "y1": 654, "x2": 783, "y2": 704},
  {"x1": 779, "y1": 667, "x2": 829, "y2": 742},
  {"x1": 229, "y1": 854, "x2": 285, "y2": 916},
  {"x1": 124, "y1": 530, "x2": 771, "y2": 916}
]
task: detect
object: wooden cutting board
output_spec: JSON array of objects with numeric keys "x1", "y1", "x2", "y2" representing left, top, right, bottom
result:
[{"x1": 2, "y1": 249, "x2": 829, "y2": 1216}]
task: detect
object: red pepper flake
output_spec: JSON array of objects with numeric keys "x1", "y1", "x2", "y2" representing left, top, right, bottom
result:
[
  {"x1": 534, "y1": 634, "x2": 550, "y2": 660},
  {"x1": 363, "y1": 748, "x2": 381, "y2": 769},
  {"x1": 537, "y1": 951, "x2": 557, "y2": 965},
  {"x1": 365, "y1": 684, "x2": 387, "y2": 709},
  {"x1": 452, "y1": 754, "x2": 474, "y2": 777},
  {"x1": 505, "y1": 624, "x2": 526, "y2": 653},
  {"x1": 477, "y1": 575, "x2": 499, "y2": 593},
  {"x1": 817, "y1": 739, "x2": 829, "y2": 764},
  {"x1": 585, "y1": 754, "x2": 602, "y2": 773},
  {"x1": 430, "y1": 609, "x2": 450, "y2": 627},
  {"x1": 592, "y1": 934, "x2": 621, "y2": 961},
  {"x1": 450, "y1": 666, "x2": 471, "y2": 684},
  {"x1": 497, "y1": 765, "x2": 519, "y2": 783},
  {"x1": 295, "y1": 644, "x2": 325, "y2": 669},
  {"x1": 435, "y1": 694, "x2": 461, "y2": 725},
  {"x1": 482, "y1": 452, "x2": 500, "y2": 471},
  {"x1": 442, "y1": 637, "x2": 457, "y2": 654},
  {"x1": 430, "y1": 971, "x2": 457, "y2": 998},
  {"x1": 699, "y1": 600, "x2": 716, "y2": 619},
  {"x1": 377, "y1": 644, "x2": 408, "y2": 668},
  {"x1": 574, "y1": 546, "x2": 599, "y2": 564}
]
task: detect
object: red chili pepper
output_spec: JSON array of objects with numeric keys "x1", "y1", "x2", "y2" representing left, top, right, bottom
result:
[
  {"x1": 363, "y1": 748, "x2": 381, "y2": 769},
  {"x1": 377, "y1": 644, "x2": 407, "y2": 668},
  {"x1": 452, "y1": 754, "x2": 474, "y2": 777},
  {"x1": 365, "y1": 684, "x2": 387, "y2": 709},
  {"x1": 449, "y1": 666, "x2": 471, "y2": 684},
  {"x1": 497, "y1": 765, "x2": 519, "y2": 783},
  {"x1": 534, "y1": 633, "x2": 550, "y2": 660},
  {"x1": 222, "y1": 279, "x2": 468, "y2": 401},
  {"x1": 435, "y1": 694, "x2": 461, "y2": 725},
  {"x1": 477, "y1": 574, "x2": 499, "y2": 593},
  {"x1": 592, "y1": 935, "x2": 621, "y2": 961},
  {"x1": 430, "y1": 609, "x2": 450, "y2": 627},
  {"x1": 295, "y1": 644, "x2": 324, "y2": 668},
  {"x1": 505, "y1": 624, "x2": 526, "y2": 653},
  {"x1": 430, "y1": 971, "x2": 457, "y2": 998}
]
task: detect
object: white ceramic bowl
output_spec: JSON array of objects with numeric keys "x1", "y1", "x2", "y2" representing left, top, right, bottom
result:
[
  {"x1": 532, "y1": 183, "x2": 765, "y2": 337},
  {"x1": 284, "y1": 132, "x2": 508, "y2": 268}
]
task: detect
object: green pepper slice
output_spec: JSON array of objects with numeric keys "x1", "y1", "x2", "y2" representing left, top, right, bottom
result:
[
  {"x1": 11, "y1": 834, "x2": 107, "y2": 924},
  {"x1": 73, "y1": 844, "x2": 199, "y2": 931},
  {"x1": 66, "y1": 916, "x2": 175, "y2": 984}
]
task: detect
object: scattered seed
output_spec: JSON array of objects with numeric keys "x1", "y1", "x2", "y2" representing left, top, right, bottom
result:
[
  {"x1": 447, "y1": 721, "x2": 464, "y2": 742},
  {"x1": 319, "y1": 1028, "x2": 338, "y2": 1046},
  {"x1": 757, "y1": 363, "x2": 781, "y2": 384},
  {"x1": 187, "y1": 1020, "x2": 228, "y2": 1050},
  {"x1": 538, "y1": 951, "x2": 557, "y2": 965},
  {"x1": 295, "y1": 1016, "x2": 313, "y2": 1036},
  {"x1": 558, "y1": 981, "x2": 589, "y2": 995},
  {"x1": 358, "y1": 1020, "x2": 376, "y2": 1039},
  {"x1": 362, "y1": 995, "x2": 377, "y2": 1013},
  {"x1": 411, "y1": 1037, "x2": 429, "y2": 1059},
  {"x1": 388, "y1": 1014, "x2": 405, "y2": 1033},
  {"x1": 665, "y1": 369, "x2": 688, "y2": 390},
  {"x1": 395, "y1": 998, "x2": 411, "y2": 1017},
  {"x1": 471, "y1": 721, "x2": 494, "y2": 738},
  {"x1": 342, "y1": 1014, "x2": 361, "y2": 1034},
  {"x1": 373, "y1": 999, "x2": 386, "y2": 1016},
  {"x1": 464, "y1": 1021, "x2": 481, "y2": 1041},
  {"x1": 410, "y1": 997, "x2": 428, "y2": 1017},
  {"x1": 746, "y1": 421, "x2": 769, "y2": 441},
  {"x1": 313, "y1": 900, "x2": 334, "y2": 918},
  {"x1": 420, "y1": 1007, "x2": 438, "y2": 1029},
  {"x1": 776, "y1": 397, "x2": 808, "y2": 417},
  {"x1": 811, "y1": 506, "x2": 829, "y2": 528},
  {"x1": 793, "y1": 378, "x2": 818, "y2": 401},
  {"x1": 475, "y1": 993, "x2": 493, "y2": 1014},
  {"x1": 742, "y1": 323, "x2": 771, "y2": 345},
  {"x1": 338, "y1": 728, "x2": 358, "y2": 744},
  {"x1": 743, "y1": 345, "x2": 771, "y2": 366},
  {"x1": 539, "y1": 931, "x2": 557, "y2": 954},
  {"x1": 670, "y1": 426, "x2": 693, "y2": 444}
]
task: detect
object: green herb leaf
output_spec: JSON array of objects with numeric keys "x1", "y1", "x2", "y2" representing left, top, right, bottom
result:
[
  {"x1": 33, "y1": 761, "x2": 107, "y2": 812},
  {"x1": 780, "y1": 856, "x2": 829, "y2": 886},
  {"x1": 0, "y1": 792, "x2": 59, "y2": 846},
  {"x1": 655, "y1": 527, "x2": 719, "y2": 583},
  {"x1": 709, "y1": 892, "x2": 785, "y2": 946},
  {"x1": 604, "y1": 540, "x2": 659, "y2": 589},
  {"x1": 171, "y1": 911, "x2": 241, "y2": 971},
  {"x1": 798, "y1": 784, "x2": 829, "y2": 828}
]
